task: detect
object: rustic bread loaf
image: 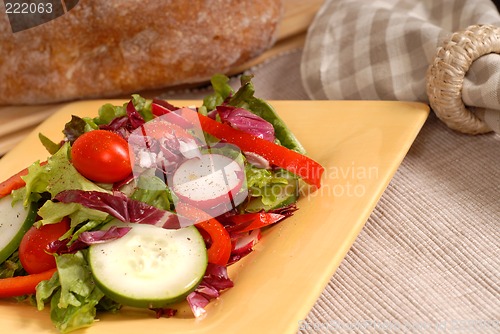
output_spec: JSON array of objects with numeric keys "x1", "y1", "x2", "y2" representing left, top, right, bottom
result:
[{"x1": 0, "y1": 0, "x2": 283, "y2": 105}]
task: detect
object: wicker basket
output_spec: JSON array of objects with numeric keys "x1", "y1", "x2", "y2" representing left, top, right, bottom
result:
[{"x1": 426, "y1": 24, "x2": 500, "y2": 134}]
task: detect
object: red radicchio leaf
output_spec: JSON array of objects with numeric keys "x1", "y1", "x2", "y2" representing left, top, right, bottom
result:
[
  {"x1": 99, "y1": 116, "x2": 128, "y2": 130},
  {"x1": 243, "y1": 151, "x2": 270, "y2": 169},
  {"x1": 78, "y1": 226, "x2": 132, "y2": 245},
  {"x1": 48, "y1": 226, "x2": 131, "y2": 255},
  {"x1": 126, "y1": 100, "x2": 146, "y2": 129},
  {"x1": 63, "y1": 115, "x2": 87, "y2": 144},
  {"x1": 99, "y1": 117, "x2": 131, "y2": 140},
  {"x1": 186, "y1": 292, "x2": 210, "y2": 318},
  {"x1": 227, "y1": 248, "x2": 253, "y2": 265},
  {"x1": 112, "y1": 173, "x2": 135, "y2": 192},
  {"x1": 216, "y1": 106, "x2": 275, "y2": 142},
  {"x1": 187, "y1": 263, "x2": 234, "y2": 317},
  {"x1": 54, "y1": 190, "x2": 180, "y2": 229},
  {"x1": 227, "y1": 229, "x2": 262, "y2": 265},
  {"x1": 150, "y1": 307, "x2": 177, "y2": 318},
  {"x1": 203, "y1": 263, "x2": 234, "y2": 290},
  {"x1": 46, "y1": 238, "x2": 88, "y2": 255},
  {"x1": 268, "y1": 203, "x2": 298, "y2": 216}
]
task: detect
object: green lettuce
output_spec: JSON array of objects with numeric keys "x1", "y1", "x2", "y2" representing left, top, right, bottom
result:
[
  {"x1": 17, "y1": 142, "x2": 112, "y2": 238},
  {"x1": 245, "y1": 165, "x2": 291, "y2": 205},
  {"x1": 20, "y1": 143, "x2": 109, "y2": 206},
  {"x1": 36, "y1": 251, "x2": 120, "y2": 333},
  {"x1": 37, "y1": 201, "x2": 110, "y2": 242},
  {"x1": 202, "y1": 74, "x2": 306, "y2": 154},
  {"x1": 0, "y1": 251, "x2": 24, "y2": 279},
  {"x1": 130, "y1": 175, "x2": 173, "y2": 211},
  {"x1": 202, "y1": 74, "x2": 234, "y2": 111},
  {"x1": 37, "y1": 202, "x2": 108, "y2": 227},
  {"x1": 38, "y1": 133, "x2": 62, "y2": 155},
  {"x1": 92, "y1": 94, "x2": 153, "y2": 126}
]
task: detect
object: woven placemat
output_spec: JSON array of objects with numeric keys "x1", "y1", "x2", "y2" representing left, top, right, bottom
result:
[{"x1": 303, "y1": 112, "x2": 499, "y2": 333}]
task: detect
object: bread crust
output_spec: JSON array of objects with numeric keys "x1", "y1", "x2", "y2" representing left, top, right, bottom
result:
[{"x1": 0, "y1": 0, "x2": 282, "y2": 105}]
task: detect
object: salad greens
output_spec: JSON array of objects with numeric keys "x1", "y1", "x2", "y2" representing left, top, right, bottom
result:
[
  {"x1": 204, "y1": 74, "x2": 306, "y2": 154},
  {"x1": 36, "y1": 251, "x2": 121, "y2": 333},
  {"x1": 0, "y1": 74, "x2": 324, "y2": 333}
]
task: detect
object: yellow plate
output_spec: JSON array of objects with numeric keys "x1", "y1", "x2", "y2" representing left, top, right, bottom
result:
[{"x1": 0, "y1": 100, "x2": 429, "y2": 334}]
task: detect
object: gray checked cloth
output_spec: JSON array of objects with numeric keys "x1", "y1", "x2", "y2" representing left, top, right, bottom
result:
[
  {"x1": 301, "y1": 0, "x2": 500, "y2": 134},
  {"x1": 162, "y1": 0, "x2": 500, "y2": 332}
]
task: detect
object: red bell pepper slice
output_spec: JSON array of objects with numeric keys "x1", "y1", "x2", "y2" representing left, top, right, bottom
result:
[
  {"x1": 0, "y1": 168, "x2": 30, "y2": 199},
  {"x1": 0, "y1": 161, "x2": 47, "y2": 199},
  {"x1": 224, "y1": 212, "x2": 286, "y2": 233},
  {"x1": 195, "y1": 112, "x2": 324, "y2": 189},
  {"x1": 175, "y1": 203, "x2": 232, "y2": 266},
  {"x1": 195, "y1": 218, "x2": 232, "y2": 267},
  {"x1": 0, "y1": 268, "x2": 57, "y2": 298},
  {"x1": 151, "y1": 99, "x2": 177, "y2": 116},
  {"x1": 150, "y1": 106, "x2": 324, "y2": 188}
]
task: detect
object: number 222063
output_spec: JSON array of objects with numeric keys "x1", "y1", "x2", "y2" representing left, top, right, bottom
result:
[{"x1": 5, "y1": 2, "x2": 53, "y2": 14}]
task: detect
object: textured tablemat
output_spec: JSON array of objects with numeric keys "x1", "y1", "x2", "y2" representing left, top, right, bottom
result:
[{"x1": 161, "y1": 49, "x2": 500, "y2": 333}]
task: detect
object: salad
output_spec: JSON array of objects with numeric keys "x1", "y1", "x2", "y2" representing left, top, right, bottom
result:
[{"x1": 0, "y1": 74, "x2": 324, "y2": 332}]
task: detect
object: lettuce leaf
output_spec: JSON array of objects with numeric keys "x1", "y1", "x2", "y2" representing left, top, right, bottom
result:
[
  {"x1": 54, "y1": 190, "x2": 180, "y2": 229},
  {"x1": 201, "y1": 74, "x2": 306, "y2": 154},
  {"x1": 245, "y1": 165, "x2": 288, "y2": 189},
  {"x1": 36, "y1": 251, "x2": 117, "y2": 333},
  {"x1": 37, "y1": 201, "x2": 109, "y2": 238},
  {"x1": 39, "y1": 133, "x2": 62, "y2": 155},
  {"x1": 244, "y1": 165, "x2": 300, "y2": 209},
  {"x1": 21, "y1": 143, "x2": 109, "y2": 207},
  {"x1": 93, "y1": 103, "x2": 127, "y2": 126},
  {"x1": 202, "y1": 74, "x2": 234, "y2": 111},
  {"x1": 63, "y1": 116, "x2": 88, "y2": 144},
  {"x1": 92, "y1": 94, "x2": 153, "y2": 126},
  {"x1": 0, "y1": 251, "x2": 24, "y2": 278},
  {"x1": 130, "y1": 175, "x2": 173, "y2": 211},
  {"x1": 130, "y1": 94, "x2": 154, "y2": 122},
  {"x1": 229, "y1": 75, "x2": 306, "y2": 154}
]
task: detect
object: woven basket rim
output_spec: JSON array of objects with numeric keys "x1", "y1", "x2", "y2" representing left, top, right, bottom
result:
[{"x1": 426, "y1": 24, "x2": 500, "y2": 134}]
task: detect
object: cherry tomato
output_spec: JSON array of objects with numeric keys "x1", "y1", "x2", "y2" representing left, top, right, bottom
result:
[
  {"x1": 71, "y1": 130, "x2": 132, "y2": 183},
  {"x1": 19, "y1": 219, "x2": 70, "y2": 274}
]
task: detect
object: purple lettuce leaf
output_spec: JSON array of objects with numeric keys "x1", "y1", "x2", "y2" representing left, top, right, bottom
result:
[
  {"x1": 63, "y1": 115, "x2": 87, "y2": 144},
  {"x1": 126, "y1": 100, "x2": 146, "y2": 129},
  {"x1": 98, "y1": 101, "x2": 146, "y2": 140},
  {"x1": 46, "y1": 238, "x2": 88, "y2": 255},
  {"x1": 149, "y1": 307, "x2": 177, "y2": 318},
  {"x1": 99, "y1": 116, "x2": 131, "y2": 140},
  {"x1": 54, "y1": 190, "x2": 180, "y2": 229},
  {"x1": 78, "y1": 226, "x2": 132, "y2": 245},
  {"x1": 186, "y1": 263, "x2": 234, "y2": 317},
  {"x1": 216, "y1": 105, "x2": 275, "y2": 142}
]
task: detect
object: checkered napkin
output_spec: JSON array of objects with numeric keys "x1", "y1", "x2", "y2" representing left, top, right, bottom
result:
[{"x1": 301, "y1": 0, "x2": 500, "y2": 133}]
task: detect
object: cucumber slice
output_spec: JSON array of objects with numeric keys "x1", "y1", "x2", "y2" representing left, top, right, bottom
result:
[
  {"x1": 88, "y1": 222, "x2": 207, "y2": 308},
  {"x1": 0, "y1": 195, "x2": 37, "y2": 263}
]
